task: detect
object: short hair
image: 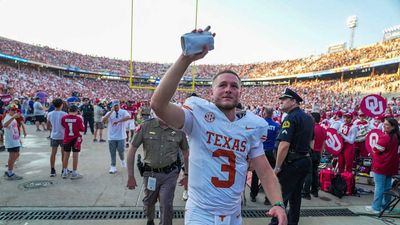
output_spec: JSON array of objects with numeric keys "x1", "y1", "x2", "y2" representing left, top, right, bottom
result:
[
  {"x1": 52, "y1": 98, "x2": 63, "y2": 108},
  {"x1": 68, "y1": 105, "x2": 79, "y2": 112},
  {"x1": 189, "y1": 92, "x2": 199, "y2": 97},
  {"x1": 263, "y1": 107, "x2": 274, "y2": 118},
  {"x1": 311, "y1": 112, "x2": 321, "y2": 123},
  {"x1": 212, "y1": 70, "x2": 241, "y2": 86}
]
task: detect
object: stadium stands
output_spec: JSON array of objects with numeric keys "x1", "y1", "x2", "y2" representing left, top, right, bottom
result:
[
  {"x1": 1, "y1": 36, "x2": 399, "y2": 78},
  {"x1": 0, "y1": 36, "x2": 399, "y2": 111}
]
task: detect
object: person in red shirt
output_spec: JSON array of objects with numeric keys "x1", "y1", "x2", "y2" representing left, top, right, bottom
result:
[
  {"x1": 366, "y1": 118, "x2": 400, "y2": 213},
  {"x1": 302, "y1": 112, "x2": 327, "y2": 199},
  {"x1": 61, "y1": 105, "x2": 85, "y2": 180}
]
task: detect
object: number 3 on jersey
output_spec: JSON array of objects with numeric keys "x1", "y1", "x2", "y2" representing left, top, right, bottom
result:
[{"x1": 211, "y1": 149, "x2": 236, "y2": 188}]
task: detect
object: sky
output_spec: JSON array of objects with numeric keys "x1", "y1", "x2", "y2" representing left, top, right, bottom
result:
[{"x1": 0, "y1": 0, "x2": 399, "y2": 65}]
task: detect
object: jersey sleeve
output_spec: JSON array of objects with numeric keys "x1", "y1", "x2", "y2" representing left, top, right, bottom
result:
[
  {"x1": 374, "y1": 133, "x2": 390, "y2": 152},
  {"x1": 78, "y1": 117, "x2": 85, "y2": 132},
  {"x1": 249, "y1": 120, "x2": 269, "y2": 159},
  {"x1": 61, "y1": 115, "x2": 66, "y2": 128},
  {"x1": 248, "y1": 142, "x2": 264, "y2": 158},
  {"x1": 181, "y1": 97, "x2": 198, "y2": 135},
  {"x1": 122, "y1": 110, "x2": 130, "y2": 118}
]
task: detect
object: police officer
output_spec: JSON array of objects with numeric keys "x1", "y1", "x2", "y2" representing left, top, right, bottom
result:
[
  {"x1": 126, "y1": 117, "x2": 189, "y2": 225},
  {"x1": 79, "y1": 98, "x2": 94, "y2": 135},
  {"x1": 270, "y1": 88, "x2": 313, "y2": 225},
  {"x1": 140, "y1": 100, "x2": 152, "y2": 120}
]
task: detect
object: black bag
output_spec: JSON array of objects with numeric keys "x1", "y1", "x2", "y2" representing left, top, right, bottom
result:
[{"x1": 329, "y1": 174, "x2": 347, "y2": 198}]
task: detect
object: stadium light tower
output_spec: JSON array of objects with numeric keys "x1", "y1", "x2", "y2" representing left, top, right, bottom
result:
[{"x1": 346, "y1": 15, "x2": 358, "y2": 50}]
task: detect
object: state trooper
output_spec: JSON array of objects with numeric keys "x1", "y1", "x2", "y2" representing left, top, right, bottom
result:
[
  {"x1": 270, "y1": 88, "x2": 314, "y2": 225},
  {"x1": 126, "y1": 116, "x2": 189, "y2": 225}
]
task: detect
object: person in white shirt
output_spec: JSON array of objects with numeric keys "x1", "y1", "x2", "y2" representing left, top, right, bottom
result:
[
  {"x1": 338, "y1": 113, "x2": 358, "y2": 173},
  {"x1": 33, "y1": 97, "x2": 47, "y2": 131},
  {"x1": 93, "y1": 100, "x2": 106, "y2": 142},
  {"x1": 150, "y1": 29, "x2": 287, "y2": 225},
  {"x1": 369, "y1": 115, "x2": 384, "y2": 131},
  {"x1": 329, "y1": 111, "x2": 343, "y2": 131},
  {"x1": 47, "y1": 98, "x2": 68, "y2": 177},
  {"x1": 102, "y1": 100, "x2": 131, "y2": 174},
  {"x1": 3, "y1": 107, "x2": 23, "y2": 180}
]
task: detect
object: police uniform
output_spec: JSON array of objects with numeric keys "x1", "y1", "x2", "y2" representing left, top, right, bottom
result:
[
  {"x1": 141, "y1": 105, "x2": 151, "y2": 120},
  {"x1": 270, "y1": 88, "x2": 313, "y2": 225},
  {"x1": 131, "y1": 118, "x2": 189, "y2": 225},
  {"x1": 79, "y1": 102, "x2": 94, "y2": 134}
]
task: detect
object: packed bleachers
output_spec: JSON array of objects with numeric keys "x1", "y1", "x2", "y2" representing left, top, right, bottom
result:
[
  {"x1": 1, "y1": 60, "x2": 399, "y2": 113},
  {"x1": 1, "y1": 36, "x2": 399, "y2": 79}
]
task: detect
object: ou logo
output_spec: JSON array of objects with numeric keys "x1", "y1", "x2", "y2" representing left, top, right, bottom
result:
[
  {"x1": 369, "y1": 133, "x2": 379, "y2": 149},
  {"x1": 326, "y1": 133, "x2": 341, "y2": 152},
  {"x1": 365, "y1": 96, "x2": 384, "y2": 115}
]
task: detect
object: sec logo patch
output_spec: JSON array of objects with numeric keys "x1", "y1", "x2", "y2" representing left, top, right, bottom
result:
[{"x1": 204, "y1": 112, "x2": 215, "y2": 123}]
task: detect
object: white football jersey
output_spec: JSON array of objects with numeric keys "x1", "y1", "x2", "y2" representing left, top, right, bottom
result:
[{"x1": 182, "y1": 97, "x2": 268, "y2": 215}]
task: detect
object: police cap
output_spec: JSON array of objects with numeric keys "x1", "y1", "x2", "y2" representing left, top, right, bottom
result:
[{"x1": 279, "y1": 88, "x2": 303, "y2": 103}]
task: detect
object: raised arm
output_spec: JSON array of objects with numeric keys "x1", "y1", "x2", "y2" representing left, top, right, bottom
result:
[{"x1": 151, "y1": 30, "x2": 210, "y2": 129}]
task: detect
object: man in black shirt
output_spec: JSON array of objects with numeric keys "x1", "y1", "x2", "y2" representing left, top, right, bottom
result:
[
  {"x1": 270, "y1": 88, "x2": 313, "y2": 225},
  {"x1": 79, "y1": 98, "x2": 94, "y2": 135}
]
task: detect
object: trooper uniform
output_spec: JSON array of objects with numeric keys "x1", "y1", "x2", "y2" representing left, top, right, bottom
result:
[
  {"x1": 270, "y1": 88, "x2": 313, "y2": 225},
  {"x1": 140, "y1": 102, "x2": 152, "y2": 120},
  {"x1": 131, "y1": 118, "x2": 189, "y2": 225}
]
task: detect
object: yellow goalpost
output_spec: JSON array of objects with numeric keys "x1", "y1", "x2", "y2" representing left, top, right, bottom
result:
[{"x1": 129, "y1": 0, "x2": 198, "y2": 93}]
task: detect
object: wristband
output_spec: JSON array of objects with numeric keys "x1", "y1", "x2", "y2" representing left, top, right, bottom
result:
[
  {"x1": 184, "y1": 173, "x2": 188, "y2": 176},
  {"x1": 273, "y1": 201, "x2": 285, "y2": 209}
]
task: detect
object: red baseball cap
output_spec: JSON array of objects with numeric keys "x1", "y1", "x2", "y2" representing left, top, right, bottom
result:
[
  {"x1": 335, "y1": 111, "x2": 343, "y2": 117},
  {"x1": 343, "y1": 112, "x2": 352, "y2": 118}
]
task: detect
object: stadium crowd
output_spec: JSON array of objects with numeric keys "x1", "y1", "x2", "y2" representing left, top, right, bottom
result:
[
  {"x1": 1, "y1": 36, "x2": 399, "y2": 78},
  {"x1": 1, "y1": 61, "x2": 400, "y2": 115}
]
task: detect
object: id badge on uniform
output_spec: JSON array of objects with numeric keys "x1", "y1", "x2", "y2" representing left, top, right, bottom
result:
[
  {"x1": 214, "y1": 215, "x2": 231, "y2": 225},
  {"x1": 147, "y1": 177, "x2": 156, "y2": 191}
]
